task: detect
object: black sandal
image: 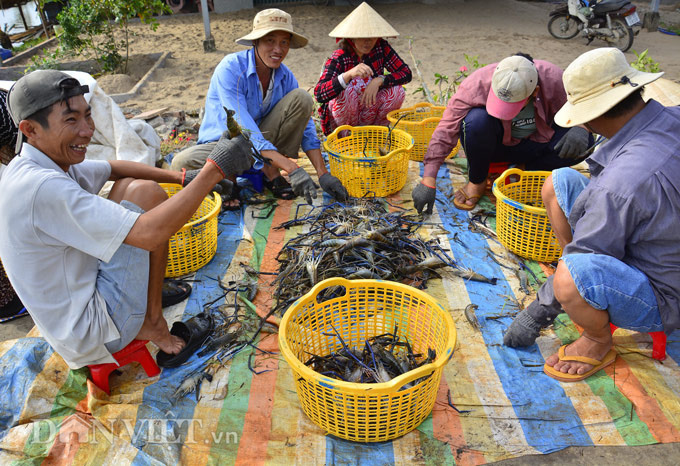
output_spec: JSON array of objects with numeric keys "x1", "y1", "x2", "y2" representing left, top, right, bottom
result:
[
  {"x1": 162, "y1": 279, "x2": 192, "y2": 308},
  {"x1": 156, "y1": 312, "x2": 214, "y2": 368},
  {"x1": 263, "y1": 175, "x2": 295, "y2": 200}
]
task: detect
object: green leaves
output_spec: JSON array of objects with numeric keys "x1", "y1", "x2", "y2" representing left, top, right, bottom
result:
[{"x1": 630, "y1": 49, "x2": 661, "y2": 74}]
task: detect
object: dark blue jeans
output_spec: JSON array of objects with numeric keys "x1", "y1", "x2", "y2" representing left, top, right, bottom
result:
[{"x1": 460, "y1": 107, "x2": 593, "y2": 184}]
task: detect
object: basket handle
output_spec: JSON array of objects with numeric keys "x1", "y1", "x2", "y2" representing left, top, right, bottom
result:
[
  {"x1": 492, "y1": 167, "x2": 524, "y2": 188},
  {"x1": 326, "y1": 125, "x2": 354, "y2": 140},
  {"x1": 308, "y1": 277, "x2": 352, "y2": 303}
]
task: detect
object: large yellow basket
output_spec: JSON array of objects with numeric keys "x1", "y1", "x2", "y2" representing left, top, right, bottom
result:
[
  {"x1": 323, "y1": 125, "x2": 413, "y2": 198},
  {"x1": 161, "y1": 183, "x2": 222, "y2": 278},
  {"x1": 492, "y1": 169, "x2": 562, "y2": 262},
  {"x1": 386, "y1": 102, "x2": 461, "y2": 161},
  {"x1": 278, "y1": 277, "x2": 457, "y2": 442}
]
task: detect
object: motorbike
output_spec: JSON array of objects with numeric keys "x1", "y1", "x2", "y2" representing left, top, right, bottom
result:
[{"x1": 548, "y1": 0, "x2": 641, "y2": 52}]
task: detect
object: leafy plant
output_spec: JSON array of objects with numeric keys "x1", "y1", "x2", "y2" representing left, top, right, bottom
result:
[
  {"x1": 160, "y1": 130, "x2": 195, "y2": 157},
  {"x1": 413, "y1": 54, "x2": 486, "y2": 104},
  {"x1": 630, "y1": 49, "x2": 661, "y2": 73},
  {"x1": 40, "y1": 0, "x2": 170, "y2": 74}
]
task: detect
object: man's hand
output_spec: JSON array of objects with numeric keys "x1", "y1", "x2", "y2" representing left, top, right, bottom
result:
[
  {"x1": 554, "y1": 126, "x2": 590, "y2": 160},
  {"x1": 412, "y1": 182, "x2": 436, "y2": 214},
  {"x1": 206, "y1": 132, "x2": 255, "y2": 177},
  {"x1": 361, "y1": 77, "x2": 383, "y2": 107},
  {"x1": 319, "y1": 173, "x2": 349, "y2": 201},
  {"x1": 289, "y1": 167, "x2": 319, "y2": 204}
]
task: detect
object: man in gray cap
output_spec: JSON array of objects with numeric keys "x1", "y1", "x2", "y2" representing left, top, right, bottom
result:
[
  {"x1": 502, "y1": 48, "x2": 680, "y2": 383},
  {"x1": 0, "y1": 70, "x2": 253, "y2": 369}
]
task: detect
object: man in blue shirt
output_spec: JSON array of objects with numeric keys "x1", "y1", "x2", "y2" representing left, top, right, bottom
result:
[
  {"x1": 172, "y1": 9, "x2": 348, "y2": 204},
  {"x1": 503, "y1": 48, "x2": 680, "y2": 382}
]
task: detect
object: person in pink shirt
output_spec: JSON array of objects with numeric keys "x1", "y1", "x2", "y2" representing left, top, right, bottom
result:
[{"x1": 412, "y1": 53, "x2": 593, "y2": 213}]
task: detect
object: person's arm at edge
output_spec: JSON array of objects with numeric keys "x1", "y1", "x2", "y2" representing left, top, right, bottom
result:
[
  {"x1": 123, "y1": 163, "x2": 224, "y2": 251},
  {"x1": 108, "y1": 160, "x2": 182, "y2": 184}
]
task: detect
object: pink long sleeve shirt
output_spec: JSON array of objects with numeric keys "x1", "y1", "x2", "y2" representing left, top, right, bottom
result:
[{"x1": 422, "y1": 60, "x2": 567, "y2": 178}]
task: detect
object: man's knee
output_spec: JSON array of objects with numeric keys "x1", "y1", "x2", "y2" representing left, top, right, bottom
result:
[
  {"x1": 553, "y1": 261, "x2": 582, "y2": 307},
  {"x1": 288, "y1": 88, "x2": 314, "y2": 115},
  {"x1": 121, "y1": 179, "x2": 168, "y2": 211},
  {"x1": 542, "y1": 174, "x2": 556, "y2": 205},
  {"x1": 462, "y1": 107, "x2": 500, "y2": 141},
  {"x1": 170, "y1": 144, "x2": 213, "y2": 171}
]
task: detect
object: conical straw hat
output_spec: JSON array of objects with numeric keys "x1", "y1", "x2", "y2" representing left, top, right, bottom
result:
[{"x1": 328, "y1": 2, "x2": 399, "y2": 39}]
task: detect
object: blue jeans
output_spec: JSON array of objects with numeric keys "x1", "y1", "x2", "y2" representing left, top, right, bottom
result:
[
  {"x1": 460, "y1": 108, "x2": 593, "y2": 184},
  {"x1": 552, "y1": 168, "x2": 663, "y2": 332},
  {"x1": 98, "y1": 201, "x2": 150, "y2": 353}
]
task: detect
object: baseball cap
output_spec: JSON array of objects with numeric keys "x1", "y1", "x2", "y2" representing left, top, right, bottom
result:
[
  {"x1": 7, "y1": 70, "x2": 89, "y2": 153},
  {"x1": 486, "y1": 55, "x2": 538, "y2": 120},
  {"x1": 555, "y1": 48, "x2": 663, "y2": 127}
]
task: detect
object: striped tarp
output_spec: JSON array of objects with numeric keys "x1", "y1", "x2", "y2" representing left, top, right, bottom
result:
[{"x1": 0, "y1": 158, "x2": 678, "y2": 465}]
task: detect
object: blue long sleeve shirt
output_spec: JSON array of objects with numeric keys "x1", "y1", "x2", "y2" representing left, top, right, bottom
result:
[{"x1": 197, "y1": 48, "x2": 320, "y2": 154}]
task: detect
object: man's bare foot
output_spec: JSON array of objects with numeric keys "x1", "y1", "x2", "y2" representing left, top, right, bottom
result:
[
  {"x1": 136, "y1": 316, "x2": 186, "y2": 355},
  {"x1": 454, "y1": 181, "x2": 486, "y2": 208},
  {"x1": 545, "y1": 333, "x2": 613, "y2": 376}
]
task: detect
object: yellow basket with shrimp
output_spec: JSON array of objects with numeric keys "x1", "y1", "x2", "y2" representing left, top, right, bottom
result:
[
  {"x1": 492, "y1": 169, "x2": 562, "y2": 262},
  {"x1": 278, "y1": 278, "x2": 457, "y2": 442},
  {"x1": 323, "y1": 125, "x2": 414, "y2": 198},
  {"x1": 161, "y1": 183, "x2": 222, "y2": 278},
  {"x1": 386, "y1": 102, "x2": 461, "y2": 162}
]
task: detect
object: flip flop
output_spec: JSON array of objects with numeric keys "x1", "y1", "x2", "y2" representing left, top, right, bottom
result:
[
  {"x1": 156, "y1": 312, "x2": 214, "y2": 368},
  {"x1": 162, "y1": 279, "x2": 192, "y2": 308},
  {"x1": 543, "y1": 344, "x2": 617, "y2": 382},
  {"x1": 453, "y1": 188, "x2": 481, "y2": 211},
  {"x1": 264, "y1": 175, "x2": 295, "y2": 200}
]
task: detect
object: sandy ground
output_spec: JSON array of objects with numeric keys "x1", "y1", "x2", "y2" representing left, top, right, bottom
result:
[{"x1": 103, "y1": 0, "x2": 680, "y2": 113}]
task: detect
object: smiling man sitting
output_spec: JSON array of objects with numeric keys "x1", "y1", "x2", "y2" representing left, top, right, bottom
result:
[
  {"x1": 171, "y1": 8, "x2": 348, "y2": 204},
  {"x1": 0, "y1": 70, "x2": 253, "y2": 368}
]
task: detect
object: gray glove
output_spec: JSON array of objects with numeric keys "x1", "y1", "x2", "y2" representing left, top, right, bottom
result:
[
  {"x1": 554, "y1": 126, "x2": 590, "y2": 160},
  {"x1": 206, "y1": 132, "x2": 254, "y2": 177},
  {"x1": 412, "y1": 182, "x2": 436, "y2": 214},
  {"x1": 503, "y1": 276, "x2": 563, "y2": 347},
  {"x1": 181, "y1": 168, "x2": 230, "y2": 194},
  {"x1": 319, "y1": 173, "x2": 349, "y2": 202},
  {"x1": 289, "y1": 167, "x2": 319, "y2": 205}
]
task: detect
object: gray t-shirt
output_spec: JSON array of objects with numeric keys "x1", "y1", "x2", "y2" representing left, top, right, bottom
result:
[
  {"x1": 0, "y1": 144, "x2": 140, "y2": 368},
  {"x1": 564, "y1": 100, "x2": 680, "y2": 332},
  {"x1": 511, "y1": 99, "x2": 536, "y2": 139}
]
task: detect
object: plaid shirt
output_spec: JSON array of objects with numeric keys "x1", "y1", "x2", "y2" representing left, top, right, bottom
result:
[{"x1": 314, "y1": 39, "x2": 411, "y2": 135}]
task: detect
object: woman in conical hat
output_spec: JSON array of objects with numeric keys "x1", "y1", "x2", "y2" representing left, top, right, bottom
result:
[{"x1": 314, "y1": 2, "x2": 411, "y2": 136}]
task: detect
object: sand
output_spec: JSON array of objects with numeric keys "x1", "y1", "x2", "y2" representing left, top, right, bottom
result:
[{"x1": 107, "y1": 0, "x2": 680, "y2": 113}]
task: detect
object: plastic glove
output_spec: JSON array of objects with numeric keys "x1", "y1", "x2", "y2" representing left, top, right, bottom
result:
[
  {"x1": 412, "y1": 182, "x2": 436, "y2": 214},
  {"x1": 554, "y1": 126, "x2": 590, "y2": 160},
  {"x1": 206, "y1": 132, "x2": 254, "y2": 177},
  {"x1": 503, "y1": 310, "x2": 544, "y2": 347},
  {"x1": 319, "y1": 173, "x2": 349, "y2": 202},
  {"x1": 289, "y1": 167, "x2": 319, "y2": 205}
]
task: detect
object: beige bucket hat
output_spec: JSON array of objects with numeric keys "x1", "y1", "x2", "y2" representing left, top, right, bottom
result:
[
  {"x1": 328, "y1": 2, "x2": 399, "y2": 39},
  {"x1": 555, "y1": 47, "x2": 663, "y2": 127},
  {"x1": 236, "y1": 9, "x2": 308, "y2": 49}
]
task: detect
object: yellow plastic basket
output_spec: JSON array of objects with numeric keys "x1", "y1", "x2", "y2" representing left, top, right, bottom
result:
[
  {"x1": 492, "y1": 169, "x2": 562, "y2": 262},
  {"x1": 161, "y1": 183, "x2": 222, "y2": 278},
  {"x1": 386, "y1": 102, "x2": 461, "y2": 161},
  {"x1": 323, "y1": 125, "x2": 414, "y2": 198},
  {"x1": 278, "y1": 277, "x2": 457, "y2": 442}
]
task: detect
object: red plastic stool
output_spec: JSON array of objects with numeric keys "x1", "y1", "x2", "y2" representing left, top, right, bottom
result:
[
  {"x1": 610, "y1": 323, "x2": 667, "y2": 361},
  {"x1": 88, "y1": 339, "x2": 160, "y2": 394}
]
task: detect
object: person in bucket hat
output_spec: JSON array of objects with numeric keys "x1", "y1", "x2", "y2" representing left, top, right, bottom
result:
[
  {"x1": 412, "y1": 52, "x2": 593, "y2": 214},
  {"x1": 314, "y1": 1, "x2": 411, "y2": 136},
  {"x1": 0, "y1": 70, "x2": 254, "y2": 369},
  {"x1": 172, "y1": 8, "x2": 348, "y2": 204},
  {"x1": 502, "y1": 48, "x2": 680, "y2": 383}
]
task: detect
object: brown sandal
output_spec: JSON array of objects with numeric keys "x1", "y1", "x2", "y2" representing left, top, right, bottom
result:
[{"x1": 453, "y1": 188, "x2": 481, "y2": 211}]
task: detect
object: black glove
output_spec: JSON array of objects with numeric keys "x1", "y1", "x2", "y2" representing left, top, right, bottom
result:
[
  {"x1": 554, "y1": 127, "x2": 590, "y2": 160},
  {"x1": 503, "y1": 276, "x2": 563, "y2": 347},
  {"x1": 181, "y1": 169, "x2": 231, "y2": 195},
  {"x1": 289, "y1": 167, "x2": 319, "y2": 205},
  {"x1": 412, "y1": 182, "x2": 436, "y2": 214},
  {"x1": 319, "y1": 173, "x2": 349, "y2": 202},
  {"x1": 206, "y1": 132, "x2": 254, "y2": 177}
]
